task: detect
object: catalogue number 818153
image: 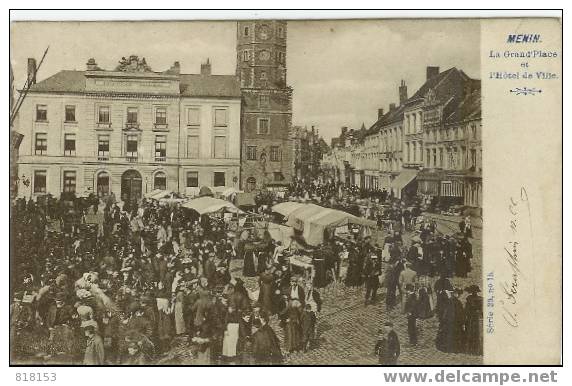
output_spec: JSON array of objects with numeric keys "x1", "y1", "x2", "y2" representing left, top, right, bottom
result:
[{"x1": 15, "y1": 373, "x2": 56, "y2": 382}]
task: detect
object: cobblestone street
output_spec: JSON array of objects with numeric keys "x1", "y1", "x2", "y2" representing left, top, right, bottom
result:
[{"x1": 234, "y1": 216, "x2": 482, "y2": 365}]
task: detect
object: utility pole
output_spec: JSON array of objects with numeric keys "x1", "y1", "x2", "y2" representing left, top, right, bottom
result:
[{"x1": 10, "y1": 46, "x2": 49, "y2": 127}]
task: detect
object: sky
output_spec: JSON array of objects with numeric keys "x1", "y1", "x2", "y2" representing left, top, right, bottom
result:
[{"x1": 10, "y1": 19, "x2": 480, "y2": 141}]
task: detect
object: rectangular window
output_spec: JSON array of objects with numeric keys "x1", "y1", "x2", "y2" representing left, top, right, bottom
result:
[
  {"x1": 243, "y1": 26, "x2": 249, "y2": 37},
  {"x1": 63, "y1": 171, "x2": 76, "y2": 193},
  {"x1": 33, "y1": 170, "x2": 47, "y2": 194},
  {"x1": 213, "y1": 172, "x2": 225, "y2": 187},
  {"x1": 98, "y1": 106, "x2": 110, "y2": 123},
  {"x1": 64, "y1": 133, "x2": 76, "y2": 156},
  {"x1": 65, "y1": 105, "x2": 76, "y2": 122},
  {"x1": 126, "y1": 134, "x2": 138, "y2": 158},
  {"x1": 98, "y1": 135, "x2": 110, "y2": 158},
  {"x1": 155, "y1": 135, "x2": 167, "y2": 160},
  {"x1": 214, "y1": 136, "x2": 227, "y2": 159},
  {"x1": 242, "y1": 50, "x2": 250, "y2": 61},
  {"x1": 187, "y1": 108, "x2": 200, "y2": 126},
  {"x1": 270, "y1": 146, "x2": 281, "y2": 162},
  {"x1": 127, "y1": 107, "x2": 138, "y2": 124},
  {"x1": 187, "y1": 135, "x2": 199, "y2": 158},
  {"x1": 35, "y1": 133, "x2": 47, "y2": 155},
  {"x1": 214, "y1": 108, "x2": 228, "y2": 127},
  {"x1": 258, "y1": 118, "x2": 269, "y2": 135},
  {"x1": 259, "y1": 95, "x2": 270, "y2": 108},
  {"x1": 154, "y1": 173, "x2": 167, "y2": 190},
  {"x1": 246, "y1": 146, "x2": 257, "y2": 161},
  {"x1": 155, "y1": 107, "x2": 167, "y2": 125},
  {"x1": 36, "y1": 105, "x2": 47, "y2": 121},
  {"x1": 186, "y1": 171, "x2": 199, "y2": 188}
]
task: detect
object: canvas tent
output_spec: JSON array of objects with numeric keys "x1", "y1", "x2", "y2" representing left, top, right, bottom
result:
[
  {"x1": 145, "y1": 189, "x2": 176, "y2": 200},
  {"x1": 285, "y1": 204, "x2": 325, "y2": 231},
  {"x1": 272, "y1": 202, "x2": 306, "y2": 217},
  {"x1": 182, "y1": 196, "x2": 242, "y2": 215},
  {"x1": 302, "y1": 207, "x2": 376, "y2": 246},
  {"x1": 273, "y1": 202, "x2": 376, "y2": 246}
]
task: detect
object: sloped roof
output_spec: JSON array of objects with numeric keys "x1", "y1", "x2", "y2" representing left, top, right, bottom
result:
[
  {"x1": 409, "y1": 67, "x2": 469, "y2": 102},
  {"x1": 179, "y1": 74, "x2": 240, "y2": 98},
  {"x1": 27, "y1": 70, "x2": 240, "y2": 98},
  {"x1": 444, "y1": 81, "x2": 482, "y2": 123},
  {"x1": 28, "y1": 70, "x2": 86, "y2": 93}
]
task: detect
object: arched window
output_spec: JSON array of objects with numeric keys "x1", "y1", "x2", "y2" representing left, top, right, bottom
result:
[
  {"x1": 246, "y1": 177, "x2": 256, "y2": 192},
  {"x1": 154, "y1": 171, "x2": 167, "y2": 190},
  {"x1": 96, "y1": 171, "x2": 110, "y2": 197}
]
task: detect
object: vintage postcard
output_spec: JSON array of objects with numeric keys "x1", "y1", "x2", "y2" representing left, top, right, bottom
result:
[{"x1": 8, "y1": 14, "x2": 562, "y2": 367}]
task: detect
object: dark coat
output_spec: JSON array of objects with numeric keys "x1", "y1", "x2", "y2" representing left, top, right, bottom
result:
[
  {"x1": 375, "y1": 330, "x2": 400, "y2": 365},
  {"x1": 252, "y1": 324, "x2": 283, "y2": 364}
]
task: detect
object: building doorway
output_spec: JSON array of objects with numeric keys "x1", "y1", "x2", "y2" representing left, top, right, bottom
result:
[
  {"x1": 96, "y1": 171, "x2": 110, "y2": 198},
  {"x1": 121, "y1": 169, "x2": 142, "y2": 203}
]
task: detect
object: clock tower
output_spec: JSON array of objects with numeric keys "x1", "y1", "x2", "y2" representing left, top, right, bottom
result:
[{"x1": 237, "y1": 20, "x2": 293, "y2": 191}]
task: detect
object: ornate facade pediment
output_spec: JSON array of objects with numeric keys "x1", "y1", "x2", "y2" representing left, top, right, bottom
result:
[{"x1": 115, "y1": 55, "x2": 153, "y2": 73}]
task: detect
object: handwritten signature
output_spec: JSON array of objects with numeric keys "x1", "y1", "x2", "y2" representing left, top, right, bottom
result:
[{"x1": 500, "y1": 187, "x2": 529, "y2": 328}]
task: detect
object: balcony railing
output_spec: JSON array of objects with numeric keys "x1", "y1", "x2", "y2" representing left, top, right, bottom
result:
[
  {"x1": 124, "y1": 122, "x2": 140, "y2": 130},
  {"x1": 155, "y1": 156, "x2": 166, "y2": 162},
  {"x1": 153, "y1": 123, "x2": 169, "y2": 131},
  {"x1": 98, "y1": 155, "x2": 109, "y2": 161},
  {"x1": 126, "y1": 155, "x2": 138, "y2": 162}
]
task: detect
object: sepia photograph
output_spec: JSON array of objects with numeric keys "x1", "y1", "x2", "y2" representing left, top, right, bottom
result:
[{"x1": 8, "y1": 12, "x2": 560, "y2": 368}]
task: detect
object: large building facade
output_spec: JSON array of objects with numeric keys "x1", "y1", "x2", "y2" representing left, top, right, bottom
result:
[
  {"x1": 16, "y1": 55, "x2": 241, "y2": 202},
  {"x1": 236, "y1": 20, "x2": 294, "y2": 192}
]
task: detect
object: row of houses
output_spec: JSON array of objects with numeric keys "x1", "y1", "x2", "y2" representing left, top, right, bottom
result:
[{"x1": 322, "y1": 66, "x2": 482, "y2": 209}]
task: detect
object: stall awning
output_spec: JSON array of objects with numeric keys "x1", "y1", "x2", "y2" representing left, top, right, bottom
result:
[
  {"x1": 286, "y1": 204, "x2": 325, "y2": 230},
  {"x1": 145, "y1": 189, "x2": 176, "y2": 200},
  {"x1": 272, "y1": 202, "x2": 307, "y2": 217},
  {"x1": 182, "y1": 196, "x2": 242, "y2": 215},
  {"x1": 302, "y1": 207, "x2": 376, "y2": 246},
  {"x1": 390, "y1": 169, "x2": 419, "y2": 191}
]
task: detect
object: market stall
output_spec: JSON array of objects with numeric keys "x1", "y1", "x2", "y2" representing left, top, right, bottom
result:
[
  {"x1": 274, "y1": 202, "x2": 377, "y2": 246},
  {"x1": 181, "y1": 196, "x2": 242, "y2": 215}
]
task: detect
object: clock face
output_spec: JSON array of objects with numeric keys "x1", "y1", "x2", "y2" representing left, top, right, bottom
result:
[
  {"x1": 259, "y1": 25, "x2": 271, "y2": 40},
  {"x1": 259, "y1": 50, "x2": 270, "y2": 61}
]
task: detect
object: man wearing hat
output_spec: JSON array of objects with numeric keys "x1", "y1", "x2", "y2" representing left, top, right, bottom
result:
[
  {"x1": 464, "y1": 285, "x2": 483, "y2": 355},
  {"x1": 403, "y1": 284, "x2": 418, "y2": 345},
  {"x1": 363, "y1": 254, "x2": 381, "y2": 306},
  {"x1": 374, "y1": 322, "x2": 400, "y2": 365}
]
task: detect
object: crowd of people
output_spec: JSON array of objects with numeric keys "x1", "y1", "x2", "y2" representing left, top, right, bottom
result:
[{"x1": 10, "y1": 178, "x2": 482, "y2": 366}]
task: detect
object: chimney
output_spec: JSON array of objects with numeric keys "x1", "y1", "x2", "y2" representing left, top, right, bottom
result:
[
  {"x1": 389, "y1": 103, "x2": 396, "y2": 111},
  {"x1": 27, "y1": 58, "x2": 37, "y2": 85},
  {"x1": 426, "y1": 66, "x2": 440, "y2": 80},
  {"x1": 399, "y1": 80, "x2": 408, "y2": 105},
  {"x1": 200, "y1": 58, "x2": 211, "y2": 75},
  {"x1": 378, "y1": 108, "x2": 384, "y2": 120},
  {"x1": 341, "y1": 126, "x2": 348, "y2": 135},
  {"x1": 170, "y1": 61, "x2": 181, "y2": 74},
  {"x1": 86, "y1": 58, "x2": 99, "y2": 71}
]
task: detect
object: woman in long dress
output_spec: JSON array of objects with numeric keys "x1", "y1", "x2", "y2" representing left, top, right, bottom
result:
[
  {"x1": 464, "y1": 285, "x2": 483, "y2": 355},
  {"x1": 284, "y1": 300, "x2": 303, "y2": 353}
]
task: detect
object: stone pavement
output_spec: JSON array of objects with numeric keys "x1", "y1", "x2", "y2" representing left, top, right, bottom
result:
[{"x1": 232, "y1": 216, "x2": 482, "y2": 365}]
